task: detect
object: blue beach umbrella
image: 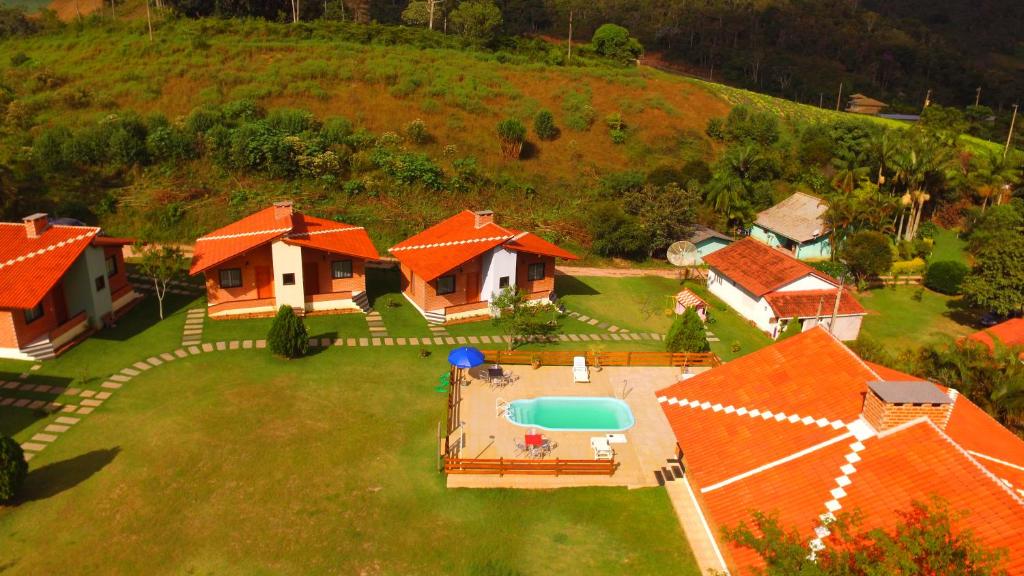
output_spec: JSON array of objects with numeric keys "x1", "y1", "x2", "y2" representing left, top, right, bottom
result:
[{"x1": 448, "y1": 346, "x2": 485, "y2": 368}]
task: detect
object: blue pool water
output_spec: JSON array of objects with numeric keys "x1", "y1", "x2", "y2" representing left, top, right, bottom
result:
[{"x1": 506, "y1": 396, "x2": 635, "y2": 431}]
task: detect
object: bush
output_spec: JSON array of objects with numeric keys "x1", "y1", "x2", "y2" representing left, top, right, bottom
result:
[
  {"x1": 842, "y1": 231, "x2": 893, "y2": 281},
  {"x1": 146, "y1": 126, "x2": 197, "y2": 163},
  {"x1": 891, "y1": 258, "x2": 927, "y2": 275},
  {"x1": 665, "y1": 307, "x2": 709, "y2": 353},
  {"x1": 590, "y1": 23, "x2": 643, "y2": 64},
  {"x1": 0, "y1": 435, "x2": 27, "y2": 503},
  {"x1": 589, "y1": 203, "x2": 651, "y2": 260},
  {"x1": 404, "y1": 118, "x2": 429, "y2": 144},
  {"x1": 705, "y1": 117, "x2": 725, "y2": 140},
  {"x1": 917, "y1": 220, "x2": 938, "y2": 239},
  {"x1": 449, "y1": 0, "x2": 502, "y2": 45},
  {"x1": 265, "y1": 108, "x2": 318, "y2": 134},
  {"x1": 562, "y1": 90, "x2": 596, "y2": 132},
  {"x1": 533, "y1": 109, "x2": 557, "y2": 141},
  {"x1": 777, "y1": 318, "x2": 803, "y2": 340},
  {"x1": 924, "y1": 260, "x2": 969, "y2": 295},
  {"x1": 808, "y1": 260, "x2": 848, "y2": 279},
  {"x1": 267, "y1": 306, "x2": 309, "y2": 358},
  {"x1": 496, "y1": 118, "x2": 526, "y2": 159}
]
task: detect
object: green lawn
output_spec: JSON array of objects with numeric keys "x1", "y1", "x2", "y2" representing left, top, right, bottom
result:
[
  {"x1": 366, "y1": 267, "x2": 433, "y2": 337},
  {"x1": 858, "y1": 286, "x2": 977, "y2": 352},
  {"x1": 0, "y1": 348, "x2": 698, "y2": 575},
  {"x1": 557, "y1": 275, "x2": 771, "y2": 361},
  {"x1": 929, "y1": 227, "x2": 969, "y2": 265}
]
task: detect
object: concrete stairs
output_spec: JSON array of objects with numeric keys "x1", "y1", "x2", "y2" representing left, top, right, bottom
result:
[
  {"x1": 21, "y1": 336, "x2": 56, "y2": 361},
  {"x1": 352, "y1": 291, "x2": 372, "y2": 314},
  {"x1": 424, "y1": 310, "x2": 446, "y2": 325}
]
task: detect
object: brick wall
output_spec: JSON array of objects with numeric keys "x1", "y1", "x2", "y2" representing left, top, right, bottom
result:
[
  {"x1": 515, "y1": 254, "x2": 555, "y2": 296},
  {"x1": 862, "y1": 391, "x2": 954, "y2": 431}
]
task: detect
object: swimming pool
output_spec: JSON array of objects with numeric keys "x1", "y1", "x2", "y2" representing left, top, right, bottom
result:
[{"x1": 506, "y1": 396, "x2": 635, "y2": 432}]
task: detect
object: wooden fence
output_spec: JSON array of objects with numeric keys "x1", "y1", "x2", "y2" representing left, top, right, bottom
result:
[
  {"x1": 869, "y1": 275, "x2": 924, "y2": 287},
  {"x1": 481, "y1": 350, "x2": 721, "y2": 368},
  {"x1": 444, "y1": 457, "x2": 617, "y2": 476}
]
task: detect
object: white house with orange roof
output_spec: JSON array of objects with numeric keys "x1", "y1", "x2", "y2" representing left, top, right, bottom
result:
[
  {"x1": 0, "y1": 213, "x2": 138, "y2": 360},
  {"x1": 703, "y1": 237, "x2": 865, "y2": 340},
  {"x1": 189, "y1": 202, "x2": 380, "y2": 318},
  {"x1": 389, "y1": 210, "x2": 577, "y2": 324},
  {"x1": 656, "y1": 328, "x2": 1024, "y2": 575}
]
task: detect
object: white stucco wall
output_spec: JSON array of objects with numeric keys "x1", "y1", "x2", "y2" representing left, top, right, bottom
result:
[
  {"x1": 480, "y1": 247, "x2": 518, "y2": 302},
  {"x1": 271, "y1": 241, "x2": 306, "y2": 309},
  {"x1": 707, "y1": 269, "x2": 775, "y2": 333},
  {"x1": 63, "y1": 246, "x2": 113, "y2": 328},
  {"x1": 775, "y1": 274, "x2": 836, "y2": 292},
  {"x1": 801, "y1": 315, "x2": 863, "y2": 341}
]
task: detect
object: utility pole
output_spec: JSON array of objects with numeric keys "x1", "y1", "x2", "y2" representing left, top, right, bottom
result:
[
  {"x1": 1005, "y1": 103, "x2": 1019, "y2": 159},
  {"x1": 819, "y1": 93, "x2": 824, "y2": 108},
  {"x1": 923, "y1": 88, "x2": 931, "y2": 111},
  {"x1": 835, "y1": 81, "x2": 843, "y2": 112},
  {"x1": 145, "y1": 0, "x2": 153, "y2": 40},
  {"x1": 566, "y1": 9, "x2": 573, "y2": 63},
  {"x1": 975, "y1": 86, "x2": 981, "y2": 107},
  {"x1": 828, "y1": 275, "x2": 845, "y2": 336}
]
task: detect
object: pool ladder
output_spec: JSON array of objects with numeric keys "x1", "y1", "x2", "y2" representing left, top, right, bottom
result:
[{"x1": 496, "y1": 398, "x2": 509, "y2": 417}]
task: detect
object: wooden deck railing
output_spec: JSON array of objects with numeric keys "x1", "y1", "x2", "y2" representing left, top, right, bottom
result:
[
  {"x1": 481, "y1": 350, "x2": 721, "y2": 368},
  {"x1": 444, "y1": 457, "x2": 617, "y2": 476}
]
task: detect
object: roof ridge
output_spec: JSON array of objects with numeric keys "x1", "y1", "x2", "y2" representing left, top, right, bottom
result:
[
  {"x1": 286, "y1": 225, "x2": 364, "y2": 238},
  {"x1": 196, "y1": 227, "x2": 292, "y2": 243},
  {"x1": 920, "y1": 419, "x2": 1024, "y2": 507},
  {"x1": 822, "y1": 327, "x2": 883, "y2": 381},
  {"x1": 389, "y1": 234, "x2": 514, "y2": 253},
  {"x1": 0, "y1": 230, "x2": 98, "y2": 271}
]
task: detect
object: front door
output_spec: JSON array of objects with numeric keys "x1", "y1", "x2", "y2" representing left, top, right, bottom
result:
[
  {"x1": 255, "y1": 266, "x2": 274, "y2": 299},
  {"x1": 303, "y1": 262, "x2": 319, "y2": 296},
  {"x1": 466, "y1": 272, "x2": 479, "y2": 302},
  {"x1": 52, "y1": 283, "x2": 69, "y2": 325}
]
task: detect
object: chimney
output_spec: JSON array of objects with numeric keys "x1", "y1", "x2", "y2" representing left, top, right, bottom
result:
[
  {"x1": 862, "y1": 381, "x2": 956, "y2": 432},
  {"x1": 473, "y1": 210, "x2": 494, "y2": 228},
  {"x1": 23, "y1": 213, "x2": 49, "y2": 239},
  {"x1": 273, "y1": 201, "x2": 293, "y2": 222}
]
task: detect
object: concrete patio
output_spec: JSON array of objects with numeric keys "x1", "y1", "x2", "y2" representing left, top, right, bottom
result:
[{"x1": 446, "y1": 363, "x2": 709, "y2": 489}]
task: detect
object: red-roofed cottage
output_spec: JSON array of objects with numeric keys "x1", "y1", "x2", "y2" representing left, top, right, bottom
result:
[
  {"x1": 0, "y1": 214, "x2": 137, "y2": 360},
  {"x1": 189, "y1": 202, "x2": 380, "y2": 318},
  {"x1": 703, "y1": 237, "x2": 865, "y2": 340},
  {"x1": 656, "y1": 328, "x2": 1024, "y2": 575},
  {"x1": 967, "y1": 318, "x2": 1024, "y2": 358},
  {"x1": 389, "y1": 210, "x2": 577, "y2": 323}
]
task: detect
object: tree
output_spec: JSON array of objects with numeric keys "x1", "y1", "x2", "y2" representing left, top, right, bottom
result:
[
  {"x1": 135, "y1": 243, "x2": 186, "y2": 320},
  {"x1": 842, "y1": 231, "x2": 892, "y2": 282},
  {"x1": 891, "y1": 134, "x2": 951, "y2": 241},
  {"x1": 962, "y1": 234, "x2": 1024, "y2": 316},
  {"x1": 722, "y1": 498, "x2": 1008, "y2": 575},
  {"x1": 400, "y1": 1, "x2": 429, "y2": 25},
  {"x1": 972, "y1": 150, "x2": 1021, "y2": 210},
  {"x1": 490, "y1": 286, "x2": 560, "y2": 351},
  {"x1": 924, "y1": 260, "x2": 969, "y2": 295},
  {"x1": 267, "y1": 305, "x2": 309, "y2": 358},
  {"x1": 590, "y1": 23, "x2": 643, "y2": 64},
  {"x1": 449, "y1": 0, "x2": 502, "y2": 44},
  {"x1": 588, "y1": 203, "x2": 651, "y2": 260},
  {"x1": 496, "y1": 118, "x2": 525, "y2": 159},
  {"x1": 665, "y1": 307, "x2": 709, "y2": 353},
  {"x1": 0, "y1": 435, "x2": 27, "y2": 503},
  {"x1": 623, "y1": 183, "x2": 698, "y2": 258},
  {"x1": 533, "y1": 109, "x2": 557, "y2": 141}
]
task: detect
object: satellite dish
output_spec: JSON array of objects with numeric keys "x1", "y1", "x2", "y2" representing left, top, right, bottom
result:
[{"x1": 667, "y1": 241, "x2": 700, "y2": 266}]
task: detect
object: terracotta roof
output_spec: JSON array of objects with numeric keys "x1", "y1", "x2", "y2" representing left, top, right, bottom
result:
[
  {"x1": 0, "y1": 222, "x2": 101, "y2": 309},
  {"x1": 848, "y1": 94, "x2": 888, "y2": 107},
  {"x1": 656, "y1": 328, "x2": 1024, "y2": 574},
  {"x1": 968, "y1": 318, "x2": 1024, "y2": 353},
  {"x1": 754, "y1": 192, "x2": 830, "y2": 243},
  {"x1": 703, "y1": 237, "x2": 836, "y2": 297},
  {"x1": 389, "y1": 210, "x2": 577, "y2": 281},
  {"x1": 189, "y1": 207, "x2": 378, "y2": 275},
  {"x1": 764, "y1": 289, "x2": 865, "y2": 319}
]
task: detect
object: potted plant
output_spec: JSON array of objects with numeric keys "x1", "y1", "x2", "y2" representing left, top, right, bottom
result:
[{"x1": 530, "y1": 354, "x2": 542, "y2": 369}]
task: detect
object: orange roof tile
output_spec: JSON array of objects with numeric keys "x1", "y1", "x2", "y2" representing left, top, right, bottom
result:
[
  {"x1": 764, "y1": 289, "x2": 865, "y2": 319},
  {"x1": 702, "y1": 237, "x2": 836, "y2": 296},
  {"x1": 0, "y1": 223, "x2": 100, "y2": 309},
  {"x1": 968, "y1": 318, "x2": 1024, "y2": 352},
  {"x1": 389, "y1": 210, "x2": 576, "y2": 281},
  {"x1": 656, "y1": 328, "x2": 1024, "y2": 574},
  {"x1": 189, "y1": 207, "x2": 377, "y2": 275}
]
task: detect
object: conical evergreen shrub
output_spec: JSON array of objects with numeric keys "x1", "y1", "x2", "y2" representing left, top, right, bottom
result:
[
  {"x1": 665, "y1": 307, "x2": 710, "y2": 353},
  {"x1": 267, "y1": 305, "x2": 309, "y2": 358},
  {"x1": 0, "y1": 435, "x2": 27, "y2": 503}
]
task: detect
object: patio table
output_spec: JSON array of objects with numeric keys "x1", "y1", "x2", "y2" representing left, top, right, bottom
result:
[
  {"x1": 487, "y1": 367, "x2": 504, "y2": 379},
  {"x1": 525, "y1": 434, "x2": 543, "y2": 447}
]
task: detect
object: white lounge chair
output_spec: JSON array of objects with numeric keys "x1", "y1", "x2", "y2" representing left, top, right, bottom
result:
[
  {"x1": 573, "y1": 356, "x2": 590, "y2": 383},
  {"x1": 591, "y1": 437, "x2": 614, "y2": 460}
]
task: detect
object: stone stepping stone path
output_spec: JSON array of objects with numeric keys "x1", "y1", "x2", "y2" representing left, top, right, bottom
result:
[
  {"x1": 565, "y1": 310, "x2": 628, "y2": 333},
  {"x1": 366, "y1": 311, "x2": 388, "y2": 339},
  {"x1": 182, "y1": 308, "x2": 206, "y2": 346},
  {"x1": 428, "y1": 324, "x2": 450, "y2": 338},
  {"x1": 705, "y1": 329, "x2": 721, "y2": 343}
]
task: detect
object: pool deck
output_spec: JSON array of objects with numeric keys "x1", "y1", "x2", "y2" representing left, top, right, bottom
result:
[{"x1": 446, "y1": 364, "x2": 708, "y2": 489}]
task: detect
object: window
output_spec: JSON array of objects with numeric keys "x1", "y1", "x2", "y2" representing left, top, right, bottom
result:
[
  {"x1": 23, "y1": 303, "x2": 44, "y2": 324},
  {"x1": 105, "y1": 254, "x2": 118, "y2": 277},
  {"x1": 436, "y1": 275, "x2": 455, "y2": 295},
  {"x1": 219, "y1": 268, "x2": 242, "y2": 289},
  {"x1": 282, "y1": 273, "x2": 296, "y2": 286},
  {"x1": 527, "y1": 262, "x2": 545, "y2": 281},
  {"x1": 332, "y1": 260, "x2": 353, "y2": 279},
  {"x1": 94, "y1": 275, "x2": 106, "y2": 291},
  {"x1": 499, "y1": 276, "x2": 510, "y2": 289}
]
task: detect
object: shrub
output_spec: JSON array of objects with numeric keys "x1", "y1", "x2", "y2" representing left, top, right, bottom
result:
[
  {"x1": 842, "y1": 231, "x2": 893, "y2": 281},
  {"x1": 0, "y1": 435, "x2": 27, "y2": 503},
  {"x1": 589, "y1": 203, "x2": 651, "y2": 260},
  {"x1": 267, "y1": 306, "x2": 309, "y2": 358},
  {"x1": 665, "y1": 307, "x2": 709, "y2": 353},
  {"x1": 924, "y1": 260, "x2": 969, "y2": 295},
  {"x1": 449, "y1": 0, "x2": 502, "y2": 45},
  {"x1": 9, "y1": 51, "x2": 29, "y2": 66},
  {"x1": 496, "y1": 118, "x2": 526, "y2": 159},
  {"x1": 185, "y1": 107, "x2": 223, "y2": 134},
  {"x1": 562, "y1": 90, "x2": 596, "y2": 132},
  {"x1": 146, "y1": 126, "x2": 197, "y2": 163},
  {"x1": 705, "y1": 117, "x2": 725, "y2": 140},
  {"x1": 265, "y1": 108, "x2": 318, "y2": 134},
  {"x1": 808, "y1": 259, "x2": 849, "y2": 279},
  {"x1": 591, "y1": 23, "x2": 643, "y2": 64},
  {"x1": 917, "y1": 220, "x2": 938, "y2": 239},
  {"x1": 891, "y1": 258, "x2": 927, "y2": 275},
  {"x1": 404, "y1": 118, "x2": 429, "y2": 144},
  {"x1": 533, "y1": 109, "x2": 557, "y2": 141},
  {"x1": 777, "y1": 318, "x2": 803, "y2": 340}
]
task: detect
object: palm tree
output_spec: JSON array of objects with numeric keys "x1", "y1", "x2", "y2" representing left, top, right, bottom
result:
[
  {"x1": 890, "y1": 136, "x2": 951, "y2": 241},
  {"x1": 830, "y1": 156, "x2": 870, "y2": 195},
  {"x1": 866, "y1": 130, "x2": 898, "y2": 186},
  {"x1": 973, "y1": 150, "x2": 1022, "y2": 210}
]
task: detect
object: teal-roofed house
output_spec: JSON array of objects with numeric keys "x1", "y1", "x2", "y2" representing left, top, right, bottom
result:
[
  {"x1": 687, "y1": 225, "x2": 734, "y2": 263},
  {"x1": 749, "y1": 192, "x2": 831, "y2": 260}
]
